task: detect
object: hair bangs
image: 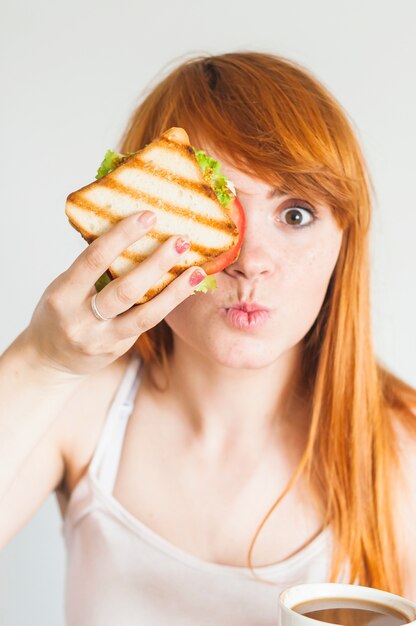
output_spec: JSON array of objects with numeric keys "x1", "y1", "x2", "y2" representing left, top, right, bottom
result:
[{"x1": 120, "y1": 53, "x2": 368, "y2": 230}]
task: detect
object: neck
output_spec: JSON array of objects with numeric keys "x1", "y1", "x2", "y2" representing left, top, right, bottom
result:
[{"x1": 152, "y1": 336, "x2": 306, "y2": 456}]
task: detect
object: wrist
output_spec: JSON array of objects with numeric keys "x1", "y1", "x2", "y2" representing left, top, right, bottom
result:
[{"x1": 3, "y1": 330, "x2": 85, "y2": 387}]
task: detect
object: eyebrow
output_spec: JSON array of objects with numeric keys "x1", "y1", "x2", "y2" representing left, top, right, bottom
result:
[{"x1": 235, "y1": 187, "x2": 286, "y2": 199}]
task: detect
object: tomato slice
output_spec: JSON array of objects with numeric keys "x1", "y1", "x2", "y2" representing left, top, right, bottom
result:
[{"x1": 201, "y1": 196, "x2": 246, "y2": 275}]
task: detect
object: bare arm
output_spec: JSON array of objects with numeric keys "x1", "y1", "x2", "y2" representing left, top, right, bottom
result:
[
  {"x1": 0, "y1": 332, "x2": 83, "y2": 502},
  {"x1": 0, "y1": 352, "x2": 127, "y2": 548},
  {"x1": 0, "y1": 209, "x2": 204, "y2": 533}
]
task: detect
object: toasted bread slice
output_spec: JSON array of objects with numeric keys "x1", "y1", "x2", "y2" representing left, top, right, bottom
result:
[{"x1": 65, "y1": 127, "x2": 239, "y2": 304}]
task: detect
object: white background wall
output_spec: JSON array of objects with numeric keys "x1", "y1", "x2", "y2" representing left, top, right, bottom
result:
[{"x1": 1, "y1": 1, "x2": 415, "y2": 624}]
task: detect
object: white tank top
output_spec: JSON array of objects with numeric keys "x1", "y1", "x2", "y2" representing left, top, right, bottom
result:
[{"x1": 62, "y1": 353, "x2": 341, "y2": 626}]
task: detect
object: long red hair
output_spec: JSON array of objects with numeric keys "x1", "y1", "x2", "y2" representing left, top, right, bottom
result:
[{"x1": 118, "y1": 52, "x2": 416, "y2": 593}]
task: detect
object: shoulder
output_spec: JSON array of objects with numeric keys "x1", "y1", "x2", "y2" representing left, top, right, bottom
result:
[
  {"x1": 54, "y1": 351, "x2": 134, "y2": 496},
  {"x1": 391, "y1": 409, "x2": 416, "y2": 600}
]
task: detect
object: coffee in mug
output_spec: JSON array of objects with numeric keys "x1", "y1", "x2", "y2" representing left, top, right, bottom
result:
[{"x1": 292, "y1": 596, "x2": 408, "y2": 626}]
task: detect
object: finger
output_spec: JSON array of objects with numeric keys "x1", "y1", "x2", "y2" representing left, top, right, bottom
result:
[
  {"x1": 67, "y1": 211, "x2": 157, "y2": 295},
  {"x1": 93, "y1": 234, "x2": 192, "y2": 320},
  {"x1": 112, "y1": 266, "x2": 207, "y2": 339}
]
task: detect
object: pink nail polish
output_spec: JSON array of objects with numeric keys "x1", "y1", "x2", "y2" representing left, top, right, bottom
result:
[
  {"x1": 175, "y1": 237, "x2": 190, "y2": 254},
  {"x1": 189, "y1": 269, "x2": 206, "y2": 287}
]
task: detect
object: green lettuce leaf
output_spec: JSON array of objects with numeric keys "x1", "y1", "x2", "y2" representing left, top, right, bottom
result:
[
  {"x1": 193, "y1": 275, "x2": 218, "y2": 294},
  {"x1": 95, "y1": 150, "x2": 137, "y2": 180},
  {"x1": 95, "y1": 150, "x2": 124, "y2": 179},
  {"x1": 193, "y1": 149, "x2": 233, "y2": 207}
]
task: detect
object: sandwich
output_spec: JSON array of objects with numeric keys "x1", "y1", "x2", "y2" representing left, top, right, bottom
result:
[{"x1": 65, "y1": 127, "x2": 245, "y2": 304}]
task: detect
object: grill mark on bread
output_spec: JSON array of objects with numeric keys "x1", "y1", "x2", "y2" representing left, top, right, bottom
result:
[
  {"x1": 158, "y1": 137, "x2": 198, "y2": 162},
  {"x1": 83, "y1": 178, "x2": 237, "y2": 235},
  {"x1": 68, "y1": 215, "x2": 233, "y2": 260},
  {"x1": 169, "y1": 264, "x2": 192, "y2": 277},
  {"x1": 68, "y1": 194, "x2": 234, "y2": 247},
  {"x1": 141, "y1": 278, "x2": 175, "y2": 302},
  {"x1": 66, "y1": 195, "x2": 120, "y2": 225},
  {"x1": 137, "y1": 260, "x2": 208, "y2": 304},
  {"x1": 112, "y1": 160, "x2": 219, "y2": 203},
  {"x1": 120, "y1": 239, "x2": 229, "y2": 262},
  {"x1": 144, "y1": 230, "x2": 232, "y2": 255}
]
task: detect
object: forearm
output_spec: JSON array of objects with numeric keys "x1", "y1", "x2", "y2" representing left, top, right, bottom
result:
[{"x1": 0, "y1": 330, "x2": 84, "y2": 501}]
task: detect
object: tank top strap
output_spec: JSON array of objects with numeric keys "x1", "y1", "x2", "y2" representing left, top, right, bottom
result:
[{"x1": 89, "y1": 352, "x2": 142, "y2": 494}]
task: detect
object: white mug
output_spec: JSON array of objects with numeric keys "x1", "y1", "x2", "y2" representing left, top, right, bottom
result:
[{"x1": 279, "y1": 583, "x2": 416, "y2": 626}]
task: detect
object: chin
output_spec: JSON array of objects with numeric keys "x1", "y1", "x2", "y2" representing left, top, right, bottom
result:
[
  {"x1": 210, "y1": 349, "x2": 281, "y2": 370},
  {"x1": 167, "y1": 315, "x2": 289, "y2": 370},
  {"x1": 206, "y1": 333, "x2": 292, "y2": 369}
]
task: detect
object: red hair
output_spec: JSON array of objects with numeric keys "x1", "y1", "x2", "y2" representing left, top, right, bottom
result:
[{"x1": 118, "y1": 52, "x2": 416, "y2": 593}]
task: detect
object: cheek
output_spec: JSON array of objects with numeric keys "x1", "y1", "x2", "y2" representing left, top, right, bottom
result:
[
  {"x1": 291, "y1": 247, "x2": 337, "y2": 291},
  {"x1": 164, "y1": 295, "x2": 211, "y2": 341},
  {"x1": 279, "y1": 234, "x2": 341, "y2": 328}
]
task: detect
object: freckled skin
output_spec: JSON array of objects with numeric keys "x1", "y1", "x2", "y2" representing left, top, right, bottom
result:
[{"x1": 165, "y1": 153, "x2": 343, "y2": 370}]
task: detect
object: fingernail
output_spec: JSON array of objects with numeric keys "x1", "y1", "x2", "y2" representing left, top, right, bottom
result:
[
  {"x1": 189, "y1": 269, "x2": 206, "y2": 287},
  {"x1": 175, "y1": 237, "x2": 190, "y2": 254},
  {"x1": 138, "y1": 211, "x2": 156, "y2": 226}
]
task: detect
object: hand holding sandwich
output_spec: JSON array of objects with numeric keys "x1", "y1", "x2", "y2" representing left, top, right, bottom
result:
[
  {"x1": 23, "y1": 127, "x2": 244, "y2": 378},
  {"x1": 24, "y1": 211, "x2": 208, "y2": 377}
]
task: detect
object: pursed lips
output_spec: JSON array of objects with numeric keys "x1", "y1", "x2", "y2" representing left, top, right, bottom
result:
[{"x1": 224, "y1": 302, "x2": 270, "y2": 313}]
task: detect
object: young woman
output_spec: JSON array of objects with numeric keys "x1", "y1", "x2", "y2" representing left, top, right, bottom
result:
[{"x1": 0, "y1": 52, "x2": 415, "y2": 625}]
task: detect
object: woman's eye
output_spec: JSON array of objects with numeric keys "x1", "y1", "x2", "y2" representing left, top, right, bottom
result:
[{"x1": 279, "y1": 206, "x2": 315, "y2": 228}]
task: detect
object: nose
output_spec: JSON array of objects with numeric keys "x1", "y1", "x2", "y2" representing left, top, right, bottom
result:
[{"x1": 223, "y1": 221, "x2": 275, "y2": 281}]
